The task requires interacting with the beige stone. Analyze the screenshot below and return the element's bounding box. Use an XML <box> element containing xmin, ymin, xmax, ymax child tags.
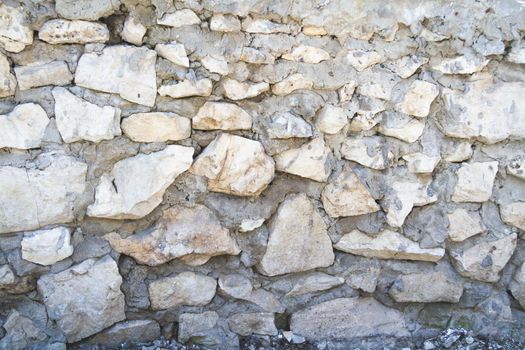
<box><xmin>267</xmin><ymin>112</ymin><xmax>313</xmax><ymax>139</ymax></box>
<box><xmin>228</xmin><ymin>313</ymin><xmax>277</xmax><ymax>336</ymax></box>
<box><xmin>222</xmin><ymin>78</ymin><xmax>269</xmax><ymax>100</ymax></box>
<box><xmin>272</xmin><ymin>74</ymin><xmax>313</xmax><ymax>96</ymax></box>
<box><xmin>158</xmin><ymin>79</ymin><xmax>212</xmax><ymax>98</ymax></box>
<box><xmin>21</xmin><ymin>227</ymin><xmax>73</xmax><ymax>266</ymax></box>
<box><xmin>240</xmin><ymin>47</ymin><xmax>275</xmax><ymax>65</ymax></box>
<box><xmin>341</xmin><ymin>136</ymin><xmax>389</xmax><ymax>170</ymax></box>
<box><xmin>282</xmin><ymin>45</ymin><xmax>330</xmax><ymax>64</ymax></box>
<box><xmin>122</xmin><ymin>112</ymin><xmax>190</xmax><ymax>142</ymax></box>
<box><xmin>210</xmin><ymin>14</ymin><xmax>241</xmax><ymax>32</ymax></box>
<box><xmin>316</xmin><ymin>105</ymin><xmax>348</xmax><ymax>134</ymax></box>
<box><xmin>345</xmin><ymin>50</ymin><xmax>381</xmax><ymax>71</ymax></box>
<box><xmin>201</xmin><ymin>55</ymin><xmax>229</xmax><ymax>75</ymax></box>
<box><xmin>377</xmin><ymin>111</ymin><xmax>426</xmax><ymax>143</ymax></box>
<box><xmin>387</xmin><ymin>55</ymin><xmax>429</xmax><ymax>79</ymax></box>
<box><xmin>448</xmin><ymin>208</ymin><xmax>485</xmax><ymax>242</ymax></box>
<box><xmin>286</xmin><ymin>273</ymin><xmax>344</xmax><ymax>297</ymax></box>
<box><xmin>396</xmin><ymin>80</ymin><xmax>439</xmax><ymax>117</ymax></box>
<box><xmin>389</xmin><ymin>272</ymin><xmax>463</xmax><ymax>303</ymax></box>
<box><xmin>15</xmin><ymin>61</ymin><xmax>73</xmax><ymax>90</ymax></box>
<box><xmin>155</xmin><ymin>43</ymin><xmax>189</xmax><ymax>67</ymax></box>
<box><xmin>0</xmin><ymin>52</ymin><xmax>16</xmax><ymax>97</ymax></box>
<box><xmin>0</xmin><ymin>103</ymin><xmax>49</xmax><ymax>149</ymax></box>
<box><xmin>121</xmin><ymin>15</ymin><xmax>146</xmax><ymax>45</ymax></box>
<box><xmin>193</xmin><ymin>102</ymin><xmax>252</xmax><ymax>131</ymax></box>
<box><xmin>157</xmin><ymin>9</ymin><xmax>201</xmax><ymax>27</ymax></box>
<box><xmin>55</xmin><ymin>0</ymin><xmax>120</xmax><ymax>20</ymax></box>
<box><xmin>500</xmin><ymin>202</ymin><xmax>525</xmax><ymax>231</ymax></box>
<box><xmin>402</xmin><ymin>153</ymin><xmax>441</xmax><ymax>173</ymax></box>
<box><xmin>0</xmin><ymin>4</ymin><xmax>33</xmax><ymax>52</ymax></box>
<box><xmin>432</xmin><ymin>55</ymin><xmax>489</xmax><ymax>74</ymax></box>
<box><xmin>452</xmin><ymin>161</ymin><xmax>498</xmax><ymax>203</ymax></box>
<box><xmin>38</xmin><ymin>19</ymin><xmax>109</xmax><ymax>44</ymax></box>
<box><xmin>242</xmin><ymin>17</ymin><xmax>290</xmax><ymax>34</ymax></box>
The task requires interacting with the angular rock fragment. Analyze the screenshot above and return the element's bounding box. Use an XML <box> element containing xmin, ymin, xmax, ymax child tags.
<box><xmin>210</xmin><ymin>14</ymin><xmax>241</xmax><ymax>32</ymax></box>
<box><xmin>389</xmin><ymin>272</ymin><xmax>464</xmax><ymax>303</ymax></box>
<box><xmin>377</xmin><ymin>111</ymin><xmax>425</xmax><ymax>143</ymax></box>
<box><xmin>55</xmin><ymin>0</ymin><xmax>120</xmax><ymax>20</ymax></box>
<box><xmin>443</xmin><ymin>141</ymin><xmax>473</xmax><ymax>163</ymax></box>
<box><xmin>104</xmin><ymin>204</ymin><xmax>239</xmax><ymax>266</ymax></box>
<box><xmin>266</xmin><ymin>112</ymin><xmax>313</xmax><ymax>139</ymax></box>
<box><xmin>178</xmin><ymin>311</ymin><xmax>219</xmax><ymax>343</ymax></box>
<box><xmin>345</xmin><ymin>50</ymin><xmax>381</xmax><ymax>71</ymax></box>
<box><xmin>21</xmin><ymin>227</ymin><xmax>73</xmax><ymax>266</ymax></box>
<box><xmin>0</xmin><ymin>103</ymin><xmax>49</xmax><ymax>149</ymax></box>
<box><xmin>272</xmin><ymin>74</ymin><xmax>313</xmax><ymax>96</ymax></box>
<box><xmin>448</xmin><ymin>209</ymin><xmax>485</xmax><ymax>242</ymax></box>
<box><xmin>0</xmin><ymin>310</ymin><xmax>47</xmax><ymax>349</ymax></box>
<box><xmin>0</xmin><ymin>265</ymin><xmax>15</xmax><ymax>285</ymax></box>
<box><xmin>500</xmin><ymin>202</ymin><xmax>525</xmax><ymax>231</ymax></box>
<box><xmin>193</xmin><ymin>102</ymin><xmax>252</xmax><ymax>130</ymax></box>
<box><xmin>157</xmin><ymin>9</ymin><xmax>201</xmax><ymax>27</ymax></box>
<box><xmin>335</xmin><ymin>229</ymin><xmax>445</xmax><ymax>262</ymax></box>
<box><xmin>155</xmin><ymin>42</ymin><xmax>189</xmax><ymax>67</ymax></box>
<box><xmin>508</xmin><ymin>42</ymin><xmax>525</xmax><ymax>64</ymax></box>
<box><xmin>228</xmin><ymin>313</ymin><xmax>277</xmax><ymax>336</ymax></box>
<box><xmin>242</xmin><ymin>17</ymin><xmax>290</xmax><ymax>34</ymax></box>
<box><xmin>149</xmin><ymin>272</ymin><xmax>216</xmax><ymax>310</ymax></box>
<box><xmin>240</xmin><ymin>47</ymin><xmax>275</xmax><ymax>65</ymax></box>
<box><xmin>39</xmin><ymin>19</ymin><xmax>109</xmax><ymax>44</ymax></box>
<box><xmin>53</xmin><ymin>87</ymin><xmax>121</xmax><ymax>143</ymax></box>
<box><xmin>201</xmin><ymin>55</ymin><xmax>229</xmax><ymax>75</ymax></box>
<box><xmin>121</xmin><ymin>112</ymin><xmax>190</xmax><ymax>142</ymax></box>
<box><xmin>303</xmin><ymin>26</ymin><xmax>327</xmax><ymax>36</ymax></box>
<box><xmin>0</xmin><ymin>4</ymin><xmax>33</xmax><ymax>52</ymax></box>
<box><xmin>508</xmin><ymin>157</ymin><xmax>525</xmax><ymax>180</ymax></box>
<box><xmin>37</xmin><ymin>256</ymin><xmax>126</xmax><ymax>342</ymax></box>
<box><xmin>286</xmin><ymin>272</ymin><xmax>344</xmax><ymax>296</ymax></box>
<box><xmin>274</xmin><ymin>137</ymin><xmax>332</xmax><ymax>182</ymax></box>
<box><xmin>315</xmin><ymin>105</ymin><xmax>348</xmax><ymax>134</ymax></box>
<box><xmin>449</xmin><ymin>233</ymin><xmax>517</xmax><ymax>282</ymax></box>
<box><xmin>75</xmin><ymin>45</ymin><xmax>157</xmax><ymax>106</ymax></box>
<box><xmin>396</xmin><ymin>80</ymin><xmax>439</xmax><ymax>117</ymax></box>
<box><xmin>218</xmin><ymin>274</ymin><xmax>283</xmax><ymax>312</ymax></box>
<box><xmin>321</xmin><ymin>166</ymin><xmax>380</xmax><ymax>217</ymax></box>
<box><xmin>452</xmin><ymin>161</ymin><xmax>498</xmax><ymax>203</ymax></box>
<box><xmin>122</xmin><ymin>15</ymin><xmax>146</xmax><ymax>45</ymax></box>
<box><xmin>432</xmin><ymin>55</ymin><xmax>489</xmax><ymax>75</ymax></box>
<box><xmin>341</xmin><ymin>136</ymin><xmax>389</xmax><ymax>170</ymax></box>
<box><xmin>282</xmin><ymin>45</ymin><xmax>330</xmax><ymax>64</ymax></box>
<box><xmin>402</xmin><ymin>153</ymin><xmax>441</xmax><ymax>173</ymax></box>
<box><xmin>290</xmin><ymin>298</ymin><xmax>409</xmax><ymax>340</ymax></box>
<box><xmin>0</xmin><ymin>52</ymin><xmax>16</xmax><ymax>97</ymax></box>
<box><xmin>386</xmin><ymin>55</ymin><xmax>429</xmax><ymax>79</ymax></box>
<box><xmin>191</xmin><ymin>133</ymin><xmax>274</xmax><ymax>196</ymax></box>
<box><xmin>258</xmin><ymin>194</ymin><xmax>334</xmax><ymax>276</ymax></box>
<box><xmin>158</xmin><ymin>79</ymin><xmax>212</xmax><ymax>98</ymax></box>
<box><xmin>87</xmin><ymin>320</ymin><xmax>161</xmax><ymax>347</ymax></box>
<box><xmin>338</xmin><ymin>81</ymin><xmax>356</xmax><ymax>102</ymax></box>
<box><xmin>346</xmin><ymin>263</ymin><xmax>380</xmax><ymax>293</ymax></box>
<box><xmin>222</xmin><ymin>78</ymin><xmax>269</xmax><ymax>100</ymax></box>
<box><xmin>510</xmin><ymin>262</ymin><xmax>525</xmax><ymax>309</ymax></box>
<box><xmin>15</xmin><ymin>61</ymin><xmax>73</xmax><ymax>91</ymax></box>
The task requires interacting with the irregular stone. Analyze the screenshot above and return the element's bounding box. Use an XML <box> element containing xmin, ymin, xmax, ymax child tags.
<box><xmin>21</xmin><ymin>227</ymin><xmax>73</xmax><ymax>266</ymax></box>
<box><xmin>378</xmin><ymin>111</ymin><xmax>425</xmax><ymax>143</ymax></box>
<box><xmin>507</xmin><ymin>157</ymin><xmax>525</xmax><ymax>180</ymax></box>
<box><xmin>242</xmin><ymin>17</ymin><xmax>290</xmax><ymax>34</ymax></box>
<box><xmin>346</xmin><ymin>264</ymin><xmax>380</xmax><ymax>293</ymax></box>
<box><xmin>432</xmin><ymin>55</ymin><xmax>489</xmax><ymax>74</ymax></box>
<box><xmin>239</xmin><ymin>218</ymin><xmax>265</xmax><ymax>232</ymax></box>
<box><xmin>157</xmin><ymin>9</ymin><xmax>201</xmax><ymax>27</ymax></box>
<box><xmin>228</xmin><ymin>313</ymin><xmax>277</xmax><ymax>336</ymax></box>
<box><xmin>258</xmin><ymin>193</ymin><xmax>334</xmax><ymax>276</ymax></box>
<box><xmin>0</xmin><ymin>154</ymin><xmax>87</xmax><ymax>234</ymax></box>
<box><xmin>452</xmin><ymin>161</ymin><xmax>498</xmax><ymax>203</ymax></box>
<box><xmin>267</xmin><ymin>112</ymin><xmax>313</xmax><ymax>139</ymax></box>
<box><xmin>316</xmin><ymin>105</ymin><xmax>348</xmax><ymax>134</ymax></box>
<box><xmin>508</xmin><ymin>42</ymin><xmax>525</xmax><ymax>64</ymax></box>
<box><xmin>303</xmin><ymin>26</ymin><xmax>327</xmax><ymax>36</ymax></box>
<box><xmin>75</xmin><ymin>45</ymin><xmax>157</xmax><ymax>106</ymax></box>
<box><xmin>282</xmin><ymin>45</ymin><xmax>330</xmax><ymax>64</ymax></box>
<box><xmin>201</xmin><ymin>55</ymin><xmax>229</xmax><ymax>75</ymax></box>
<box><xmin>191</xmin><ymin>133</ymin><xmax>274</xmax><ymax>196</ymax></box>
<box><xmin>291</xmin><ymin>297</ymin><xmax>409</xmax><ymax>340</ymax></box>
<box><xmin>122</xmin><ymin>112</ymin><xmax>190</xmax><ymax>142</ymax></box>
<box><xmin>15</xmin><ymin>61</ymin><xmax>73</xmax><ymax>91</ymax></box>
<box><xmin>335</xmin><ymin>229</ymin><xmax>445</xmax><ymax>262</ymax></box>
<box><xmin>104</xmin><ymin>204</ymin><xmax>239</xmax><ymax>266</ymax></box>
<box><xmin>159</xmin><ymin>79</ymin><xmax>212</xmax><ymax>98</ymax></box>
<box><xmin>88</xmin><ymin>145</ymin><xmax>194</xmax><ymax>219</ymax></box>
<box><xmin>510</xmin><ymin>262</ymin><xmax>525</xmax><ymax>309</ymax></box>
<box><xmin>155</xmin><ymin>43</ymin><xmax>189</xmax><ymax>67</ymax></box>
<box><xmin>286</xmin><ymin>272</ymin><xmax>344</xmax><ymax>296</ymax></box>
<box><xmin>402</xmin><ymin>153</ymin><xmax>441</xmax><ymax>173</ymax></box>
<box><xmin>0</xmin><ymin>265</ymin><xmax>15</xmax><ymax>285</ymax></box>
<box><xmin>448</xmin><ymin>209</ymin><xmax>485</xmax><ymax>242</ymax></box>
<box><xmin>38</xmin><ymin>19</ymin><xmax>109</xmax><ymax>44</ymax></box>
<box><xmin>53</xmin><ymin>87</ymin><xmax>121</xmax><ymax>143</ymax></box>
<box><xmin>148</xmin><ymin>272</ymin><xmax>216</xmax><ymax>310</ymax></box>
<box><xmin>0</xmin><ymin>310</ymin><xmax>47</xmax><ymax>350</ymax></box>
<box><xmin>348</xmin><ymin>115</ymin><xmax>378</xmax><ymax>132</ymax></box>
<box><xmin>272</xmin><ymin>73</ymin><xmax>313</xmax><ymax>96</ymax></box>
<box><xmin>0</xmin><ymin>103</ymin><xmax>49</xmax><ymax>149</ymax></box>
<box><xmin>193</xmin><ymin>102</ymin><xmax>252</xmax><ymax>131</ymax></box>
<box><xmin>210</xmin><ymin>14</ymin><xmax>241</xmax><ymax>32</ymax></box>
<box><xmin>222</xmin><ymin>78</ymin><xmax>269</xmax><ymax>100</ymax></box>
<box><xmin>275</xmin><ymin>137</ymin><xmax>332</xmax><ymax>182</ymax></box>
<box><xmin>0</xmin><ymin>4</ymin><xmax>33</xmax><ymax>52</ymax></box>
<box><xmin>420</xmin><ymin>28</ymin><xmax>449</xmax><ymax>42</ymax></box>
<box><xmin>321</xmin><ymin>166</ymin><xmax>380</xmax><ymax>218</ymax></box>
<box><xmin>386</xmin><ymin>55</ymin><xmax>429</xmax><ymax>79</ymax></box>
<box><xmin>443</xmin><ymin>141</ymin><xmax>473</xmax><ymax>162</ymax></box>
<box><xmin>0</xmin><ymin>52</ymin><xmax>16</xmax><ymax>97</ymax></box>
<box><xmin>55</xmin><ymin>0</ymin><xmax>120</xmax><ymax>20</ymax></box>
<box><xmin>341</xmin><ymin>136</ymin><xmax>389</xmax><ymax>170</ymax></box>
<box><xmin>396</xmin><ymin>80</ymin><xmax>439</xmax><ymax>117</ymax></box>
<box><xmin>500</xmin><ymin>202</ymin><xmax>525</xmax><ymax>231</ymax></box>
<box><xmin>122</xmin><ymin>15</ymin><xmax>146</xmax><ymax>45</ymax></box>
<box><xmin>240</xmin><ymin>47</ymin><xmax>275</xmax><ymax>65</ymax></box>
<box><xmin>37</xmin><ymin>256</ymin><xmax>126</xmax><ymax>343</ymax></box>
<box><xmin>449</xmin><ymin>233</ymin><xmax>517</xmax><ymax>282</ymax></box>
<box><xmin>338</xmin><ymin>81</ymin><xmax>357</xmax><ymax>102</ymax></box>
<box><xmin>87</xmin><ymin>320</ymin><xmax>160</xmax><ymax>347</ymax></box>
<box><xmin>345</xmin><ymin>50</ymin><xmax>381</xmax><ymax>71</ymax></box>
<box><xmin>178</xmin><ymin>311</ymin><xmax>219</xmax><ymax>344</ymax></box>
<box><xmin>218</xmin><ymin>274</ymin><xmax>283</xmax><ymax>312</ymax></box>
<box><xmin>389</xmin><ymin>272</ymin><xmax>464</xmax><ymax>303</ymax></box>
<box><xmin>441</xmin><ymin>80</ymin><xmax>525</xmax><ymax>144</ymax></box>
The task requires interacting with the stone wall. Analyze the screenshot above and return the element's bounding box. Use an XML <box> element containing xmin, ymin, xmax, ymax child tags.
<box><xmin>0</xmin><ymin>0</ymin><xmax>525</xmax><ymax>349</ymax></box>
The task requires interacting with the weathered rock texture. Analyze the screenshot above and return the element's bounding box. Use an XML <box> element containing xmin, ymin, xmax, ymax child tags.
<box><xmin>1</xmin><ymin>1</ymin><xmax>525</xmax><ymax>349</ymax></box>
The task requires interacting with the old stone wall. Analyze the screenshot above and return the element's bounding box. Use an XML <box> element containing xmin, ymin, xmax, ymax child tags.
<box><xmin>0</xmin><ymin>0</ymin><xmax>525</xmax><ymax>349</ymax></box>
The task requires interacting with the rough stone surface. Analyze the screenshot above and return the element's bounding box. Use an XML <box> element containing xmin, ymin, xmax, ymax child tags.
<box><xmin>389</xmin><ymin>272</ymin><xmax>464</xmax><ymax>303</ymax></box>
<box><xmin>510</xmin><ymin>262</ymin><xmax>525</xmax><ymax>310</ymax></box>
<box><xmin>345</xmin><ymin>50</ymin><xmax>382</xmax><ymax>71</ymax></box>
<box><xmin>227</xmin><ymin>313</ymin><xmax>277</xmax><ymax>336</ymax></box>
<box><xmin>0</xmin><ymin>52</ymin><xmax>16</xmax><ymax>97</ymax></box>
<box><xmin>157</xmin><ymin>9</ymin><xmax>201</xmax><ymax>27</ymax></box>
<box><xmin>282</xmin><ymin>45</ymin><xmax>330</xmax><ymax>64</ymax></box>
<box><xmin>15</xmin><ymin>61</ymin><xmax>72</xmax><ymax>90</ymax></box>
<box><xmin>122</xmin><ymin>15</ymin><xmax>146</xmax><ymax>45</ymax></box>
<box><xmin>448</xmin><ymin>209</ymin><xmax>485</xmax><ymax>242</ymax></box>
<box><xmin>193</xmin><ymin>102</ymin><xmax>252</xmax><ymax>131</ymax></box>
<box><xmin>396</xmin><ymin>80</ymin><xmax>439</xmax><ymax>117</ymax></box>
<box><xmin>286</xmin><ymin>272</ymin><xmax>344</xmax><ymax>296</ymax></box>
<box><xmin>316</xmin><ymin>105</ymin><xmax>348</xmax><ymax>134</ymax></box>
<box><xmin>222</xmin><ymin>79</ymin><xmax>269</xmax><ymax>100</ymax></box>
<box><xmin>0</xmin><ymin>4</ymin><xmax>33</xmax><ymax>52</ymax></box>
<box><xmin>0</xmin><ymin>103</ymin><xmax>49</xmax><ymax>149</ymax></box>
<box><xmin>21</xmin><ymin>227</ymin><xmax>73</xmax><ymax>266</ymax></box>
<box><xmin>452</xmin><ymin>161</ymin><xmax>498</xmax><ymax>203</ymax></box>
<box><xmin>272</xmin><ymin>74</ymin><xmax>313</xmax><ymax>96</ymax></box>
<box><xmin>87</xmin><ymin>320</ymin><xmax>160</xmax><ymax>347</ymax></box>
<box><xmin>500</xmin><ymin>202</ymin><xmax>525</xmax><ymax>231</ymax></box>
<box><xmin>55</xmin><ymin>0</ymin><xmax>120</xmax><ymax>20</ymax></box>
<box><xmin>155</xmin><ymin>43</ymin><xmax>189</xmax><ymax>67</ymax></box>
<box><xmin>39</xmin><ymin>19</ymin><xmax>109</xmax><ymax>44</ymax></box>
<box><xmin>341</xmin><ymin>136</ymin><xmax>389</xmax><ymax>170</ymax></box>
<box><xmin>158</xmin><ymin>79</ymin><xmax>212</xmax><ymax>98</ymax></box>
<box><xmin>121</xmin><ymin>112</ymin><xmax>190</xmax><ymax>142</ymax></box>
<box><xmin>266</xmin><ymin>112</ymin><xmax>313</xmax><ymax>139</ymax></box>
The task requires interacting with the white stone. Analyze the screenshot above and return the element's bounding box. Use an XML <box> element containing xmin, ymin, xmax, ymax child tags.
<box><xmin>389</xmin><ymin>272</ymin><xmax>463</xmax><ymax>303</ymax></box>
<box><xmin>0</xmin><ymin>103</ymin><xmax>49</xmax><ymax>149</ymax></box>
<box><xmin>448</xmin><ymin>209</ymin><xmax>485</xmax><ymax>242</ymax></box>
<box><xmin>158</xmin><ymin>79</ymin><xmax>213</xmax><ymax>98</ymax></box>
<box><xmin>55</xmin><ymin>0</ymin><xmax>120</xmax><ymax>20</ymax></box>
<box><xmin>228</xmin><ymin>313</ymin><xmax>277</xmax><ymax>336</ymax></box>
<box><xmin>240</xmin><ymin>47</ymin><xmax>275</xmax><ymax>65</ymax></box>
<box><xmin>222</xmin><ymin>78</ymin><xmax>269</xmax><ymax>100</ymax></box>
<box><xmin>157</xmin><ymin>9</ymin><xmax>201</xmax><ymax>27</ymax></box>
<box><xmin>420</xmin><ymin>28</ymin><xmax>448</xmax><ymax>42</ymax></box>
<box><xmin>21</xmin><ymin>227</ymin><xmax>73</xmax><ymax>266</ymax></box>
<box><xmin>500</xmin><ymin>202</ymin><xmax>525</xmax><ymax>231</ymax></box>
<box><xmin>155</xmin><ymin>43</ymin><xmax>189</xmax><ymax>67</ymax></box>
<box><xmin>377</xmin><ymin>111</ymin><xmax>425</xmax><ymax>143</ymax></box>
<box><xmin>121</xmin><ymin>15</ymin><xmax>146</xmax><ymax>45</ymax></box>
<box><xmin>0</xmin><ymin>4</ymin><xmax>33</xmax><ymax>52</ymax></box>
<box><xmin>210</xmin><ymin>14</ymin><xmax>241</xmax><ymax>32</ymax></box>
<box><xmin>443</xmin><ymin>142</ymin><xmax>473</xmax><ymax>162</ymax></box>
<box><xmin>0</xmin><ymin>52</ymin><xmax>16</xmax><ymax>97</ymax></box>
<box><xmin>193</xmin><ymin>102</ymin><xmax>252</xmax><ymax>131</ymax></box>
<box><xmin>122</xmin><ymin>112</ymin><xmax>190</xmax><ymax>142</ymax></box>
<box><xmin>242</xmin><ymin>17</ymin><xmax>290</xmax><ymax>34</ymax></box>
<box><xmin>316</xmin><ymin>105</ymin><xmax>348</xmax><ymax>134</ymax></box>
<box><xmin>38</xmin><ymin>19</ymin><xmax>109</xmax><ymax>44</ymax></box>
<box><xmin>387</xmin><ymin>55</ymin><xmax>429</xmax><ymax>79</ymax></box>
<box><xmin>282</xmin><ymin>45</ymin><xmax>330</xmax><ymax>64</ymax></box>
<box><xmin>191</xmin><ymin>133</ymin><xmax>274</xmax><ymax>196</ymax></box>
<box><xmin>258</xmin><ymin>194</ymin><xmax>334</xmax><ymax>276</ymax></box>
<box><xmin>432</xmin><ymin>55</ymin><xmax>489</xmax><ymax>74</ymax></box>
<box><xmin>201</xmin><ymin>55</ymin><xmax>229</xmax><ymax>75</ymax></box>
<box><xmin>345</xmin><ymin>50</ymin><xmax>381</xmax><ymax>71</ymax></box>
<box><xmin>239</xmin><ymin>218</ymin><xmax>265</xmax><ymax>233</ymax></box>
<box><xmin>0</xmin><ymin>154</ymin><xmax>87</xmax><ymax>234</ymax></box>
<box><xmin>341</xmin><ymin>136</ymin><xmax>389</xmax><ymax>170</ymax></box>
<box><xmin>396</xmin><ymin>80</ymin><xmax>439</xmax><ymax>117</ymax></box>
<box><xmin>403</xmin><ymin>153</ymin><xmax>441</xmax><ymax>173</ymax></box>
<box><xmin>75</xmin><ymin>45</ymin><xmax>157</xmax><ymax>107</ymax></box>
<box><xmin>321</xmin><ymin>166</ymin><xmax>380</xmax><ymax>218</ymax></box>
<box><xmin>335</xmin><ymin>229</ymin><xmax>445</xmax><ymax>262</ymax></box>
<box><xmin>149</xmin><ymin>272</ymin><xmax>216</xmax><ymax>310</ymax></box>
<box><xmin>272</xmin><ymin>74</ymin><xmax>313</xmax><ymax>96</ymax></box>
<box><xmin>452</xmin><ymin>161</ymin><xmax>498</xmax><ymax>203</ymax></box>
<box><xmin>88</xmin><ymin>145</ymin><xmax>194</xmax><ymax>219</ymax></box>
<box><xmin>338</xmin><ymin>81</ymin><xmax>357</xmax><ymax>102</ymax></box>
<box><xmin>508</xmin><ymin>157</ymin><xmax>525</xmax><ymax>180</ymax></box>
<box><xmin>508</xmin><ymin>42</ymin><xmax>525</xmax><ymax>64</ymax></box>
<box><xmin>267</xmin><ymin>112</ymin><xmax>313</xmax><ymax>139</ymax></box>
<box><xmin>37</xmin><ymin>256</ymin><xmax>125</xmax><ymax>342</ymax></box>
<box><xmin>53</xmin><ymin>87</ymin><xmax>121</xmax><ymax>143</ymax></box>
<box><xmin>286</xmin><ymin>273</ymin><xmax>344</xmax><ymax>297</ymax></box>
<box><xmin>15</xmin><ymin>61</ymin><xmax>73</xmax><ymax>91</ymax></box>
<box><xmin>275</xmin><ymin>137</ymin><xmax>332</xmax><ymax>182</ymax></box>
